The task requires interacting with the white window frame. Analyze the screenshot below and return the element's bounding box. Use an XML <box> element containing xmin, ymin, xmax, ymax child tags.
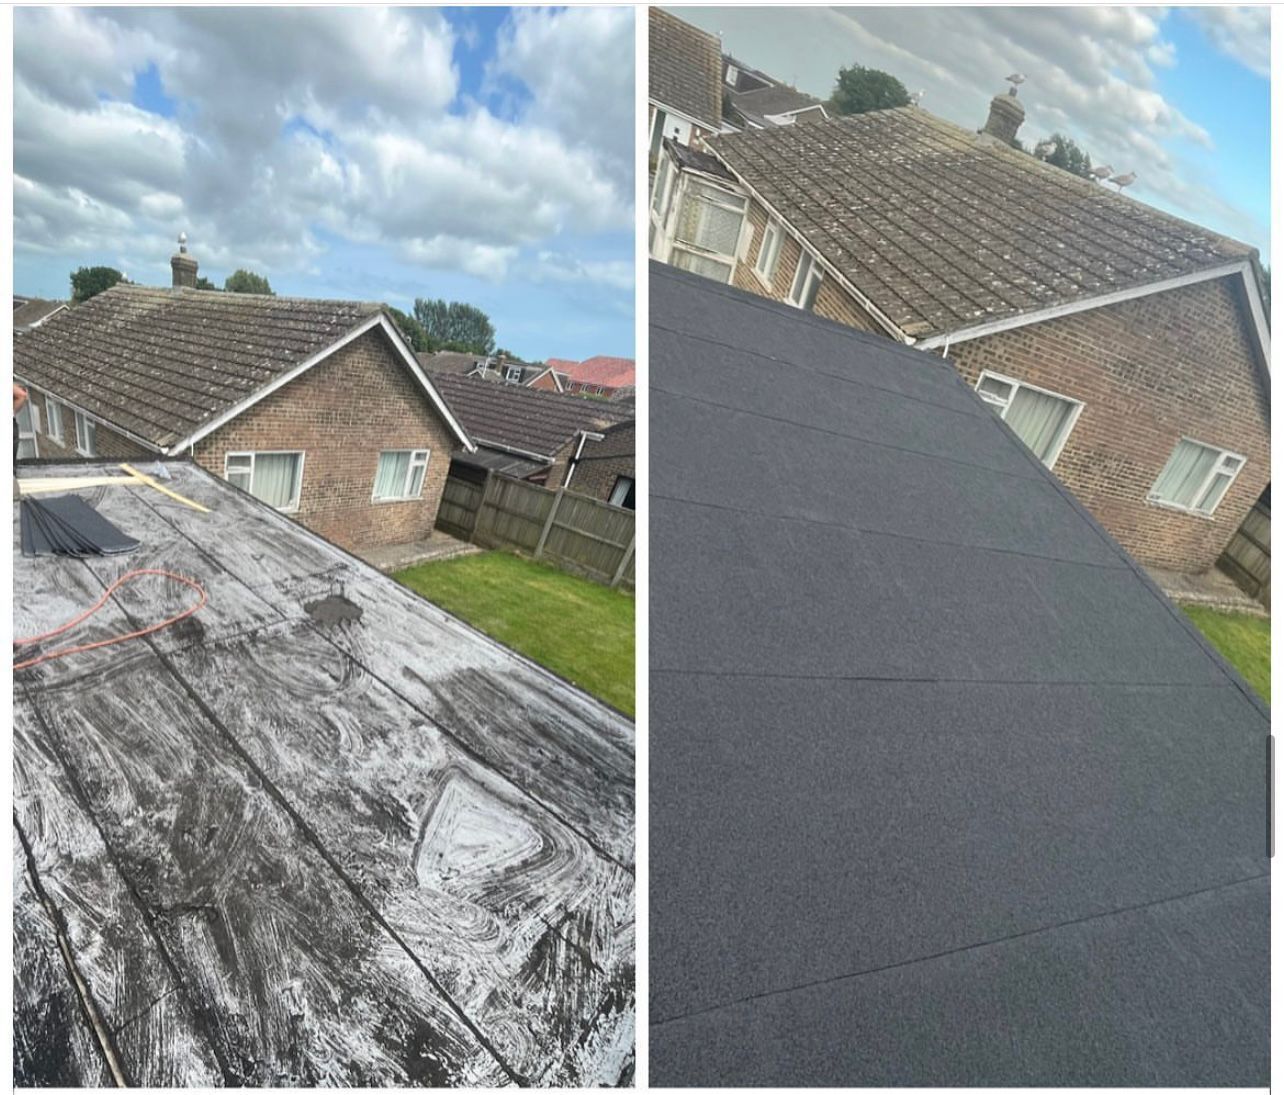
<box><xmin>16</xmin><ymin>402</ymin><xmax>39</xmax><ymax>460</ymax></box>
<box><xmin>46</xmin><ymin>398</ymin><xmax>64</xmax><ymax>445</ymax></box>
<box><xmin>754</xmin><ymin>220</ymin><xmax>783</xmax><ymax>287</ymax></box>
<box><xmin>670</xmin><ymin>177</ymin><xmax>748</xmax><ymax>285</ymax></box>
<box><xmin>503</xmin><ymin>365</ymin><xmax>523</xmax><ymax>384</ymax></box>
<box><xmin>73</xmin><ymin>410</ymin><xmax>96</xmax><ymax>457</ymax></box>
<box><xmin>974</xmin><ymin>369</ymin><xmax>1084</xmax><ymax>470</ymax></box>
<box><xmin>725</xmin><ymin>64</ymin><xmax>740</xmax><ymax>87</ymax></box>
<box><xmin>372</xmin><ymin>448</ymin><xmax>430</xmax><ymax>503</ymax></box>
<box><xmin>223</xmin><ymin>449</ymin><xmax>305</xmax><ymax>513</ymax></box>
<box><xmin>608</xmin><ymin>475</ymin><xmax>635</xmax><ymax>509</ymax></box>
<box><xmin>1147</xmin><ymin>437</ymin><xmax>1247</xmax><ymax>518</ymax></box>
<box><xmin>788</xmin><ymin>251</ymin><xmax>823</xmax><ymax>310</ymax></box>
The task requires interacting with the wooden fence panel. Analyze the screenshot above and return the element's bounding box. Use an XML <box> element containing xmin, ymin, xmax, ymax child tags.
<box><xmin>1217</xmin><ymin>496</ymin><xmax>1270</xmax><ymax>606</ymax></box>
<box><xmin>435</xmin><ymin>466</ymin><xmax>635</xmax><ymax>590</ymax></box>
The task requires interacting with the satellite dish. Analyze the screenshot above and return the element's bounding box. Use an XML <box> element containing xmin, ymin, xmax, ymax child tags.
<box><xmin>1109</xmin><ymin>171</ymin><xmax>1136</xmax><ymax>192</ymax></box>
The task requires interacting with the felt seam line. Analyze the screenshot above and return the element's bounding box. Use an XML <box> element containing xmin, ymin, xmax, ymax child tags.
<box><xmin>653</xmin><ymin>491</ymin><xmax>1130</xmax><ymax>571</ymax></box>
<box><xmin>652</xmin><ymin>667</ymin><xmax>1240</xmax><ymax>689</ymax></box>
<box><xmin>652</xmin><ymin>382</ymin><xmax>1049</xmax><ymax>486</ymax></box>
<box><xmin>651</xmin><ymin>870</ymin><xmax>1270</xmax><ymax>1028</ymax></box>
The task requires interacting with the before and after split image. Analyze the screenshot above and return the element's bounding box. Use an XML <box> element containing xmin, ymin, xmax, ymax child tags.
<box><xmin>8</xmin><ymin>3</ymin><xmax>1272</xmax><ymax>1090</ymax></box>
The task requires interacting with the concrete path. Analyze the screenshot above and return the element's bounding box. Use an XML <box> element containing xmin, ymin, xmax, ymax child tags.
<box><xmin>356</xmin><ymin>530</ymin><xmax>481</xmax><ymax>573</ymax></box>
<box><xmin>1147</xmin><ymin>565</ymin><xmax>1268</xmax><ymax>617</ymax></box>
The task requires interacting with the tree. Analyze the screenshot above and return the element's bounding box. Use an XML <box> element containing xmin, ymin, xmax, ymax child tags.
<box><xmin>1032</xmin><ymin>133</ymin><xmax>1094</xmax><ymax>180</ymax></box>
<box><xmin>829</xmin><ymin>64</ymin><xmax>910</xmax><ymax>116</ymax></box>
<box><xmin>195</xmin><ymin>276</ymin><xmax>219</xmax><ymax>291</ymax></box>
<box><xmin>224</xmin><ymin>269</ymin><xmax>274</xmax><ymax>295</ymax></box>
<box><xmin>385</xmin><ymin>305</ymin><xmax>432</xmax><ymax>352</ymax></box>
<box><xmin>413</xmin><ymin>298</ymin><xmax>496</xmax><ymax>355</ymax></box>
<box><xmin>70</xmin><ymin>266</ymin><xmax>125</xmax><ymax>303</ymax></box>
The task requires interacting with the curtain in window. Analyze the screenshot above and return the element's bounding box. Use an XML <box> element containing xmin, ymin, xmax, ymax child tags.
<box><xmin>1152</xmin><ymin>441</ymin><xmax>1218</xmax><ymax>508</ymax></box>
<box><xmin>676</xmin><ymin>183</ymin><xmax>744</xmax><ymax>256</ymax></box>
<box><xmin>673</xmin><ymin>249</ymin><xmax>733</xmax><ymax>283</ymax></box>
<box><xmin>1005</xmin><ymin>387</ymin><xmax>1075</xmax><ymax>465</ymax></box>
<box><xmin>375</xmin><ymin>451</ymin><xmax>410</xmax><ymax>499</ymax></box>
<box><xmin>252</xmin><ymin>453</ymin><xmax>300</xmax><ymax>508</ymax></box>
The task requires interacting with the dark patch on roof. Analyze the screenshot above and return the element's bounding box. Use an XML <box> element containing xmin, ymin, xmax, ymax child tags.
<box><xmin>13</xmin><ymin>284</ymin><xmax>384</xmax><ymax>449</ymax></box>
<box><xmin>708</xmin><ymin>108</ymin><xmax>1256</xmax><ymax>338</ymax></box>
<box><xmin>665</xmin><ymin>137</ymin><xmax>734</xmax><ymax>181</ymax></box>
<box><xmin>433</xmin><ymin>373</ymin><xmax>630</xmax><ymax>459</ymax></box>
<box><xmin>14</xmin><ymin>460</ymin><xmax>634</xmax><ymax>1085</ymax></box>
<box><xmin>648</xmin><ymin>263</ymin><xmax>1268</xmax><ymax>1086</ymax></box>
<box><xmin>649</xmin><ymin>7</ymin><xmax>722</xmax><ymax>130</ymax></box>
<box><xmin>454</xmin><ymin>446</ymin><xmax>550</xmax><ymax>479</ymax></box>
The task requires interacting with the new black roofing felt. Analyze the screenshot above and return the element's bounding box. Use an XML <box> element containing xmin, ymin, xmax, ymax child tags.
<box><xmin>14</xmin><ymin>461</ymin><xmax>634</xmax><ymax>1087</ymax></box>
<box><xmin>433</xmin><ymin>372</ymin><xmax>631</xmax><ymax>460</ymax></box>
<box><xmin>648</xmin><ymin>262</ymin><xmax>1269</xmax><ymax>1086</ymax></box>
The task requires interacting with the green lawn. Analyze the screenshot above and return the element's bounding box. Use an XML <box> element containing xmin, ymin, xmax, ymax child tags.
<box><xmin>395</xmin><ymin>551</ymin><xmax>635</xmax><ymax>716</ymax></box>
<box><xmin>1182</xmin><ymin>605</ymin><xmax>1271</xmax><ymax>704</ymax></box>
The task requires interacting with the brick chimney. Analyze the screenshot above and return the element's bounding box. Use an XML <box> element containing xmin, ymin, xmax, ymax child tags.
<box><xmin>171</xmin><ymin>232</ymin><xmax>198</xmax><ymax>289</ymax></box>
<box><xmin>981</xmin><ymin>88</ymin><xmax>1025</xmax><ymax>146</ymax></box>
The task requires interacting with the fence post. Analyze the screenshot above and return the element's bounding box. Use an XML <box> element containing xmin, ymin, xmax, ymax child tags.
<box><xmin>610</xmin><ymin>530</ymin><xmax>636</xmax><ymax>589</ymax></box>
<box><xmin>469</xmin><ymin>470</ymin><xmax>493</xmax><ymax>544</ymax></box>
<box><xmin>534</xmin><ymin>487</ymin><xmax>565</xmax><ymax>559</ymax></box>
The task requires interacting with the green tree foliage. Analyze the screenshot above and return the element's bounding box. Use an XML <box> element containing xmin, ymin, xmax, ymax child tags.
<box><xmin>224</xmin><ymin>269</ymin><xmax>274</xmax><ymax>295</ymax></box>
<box><xmin>829</xmin><ymin>64</ymin><xmax>910</xmax><ymax>116</ymax></box>
<box><xmin>385</xmin><ymin>305</ymin><xmax>432</xmax><ymax>352</ymax></box>
<box><xmin>1033</xmin><ymin>133</ymin><xmax>1094</xmax><ymax>179</ymax></box>
<box><xmin>195</xmin><ymin>276</ymin><xmax>219</xmax><ymax>291</ymax></box>
<box><xmin>413</xmin><ymin>298</ymin><xmax>496</xmax><ymax>355</ymax></box>
<box><xmin>70</xmin><ymin>266</ymin><xmax>125</xmax><ymax>303</ymax></box>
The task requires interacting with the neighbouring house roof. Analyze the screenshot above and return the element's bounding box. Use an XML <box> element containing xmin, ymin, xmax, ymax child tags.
<box><xmin>432</xmin><ymin>373</ymin><xmax>630</xmax><ymax>462</ymax></box>
<box><xmin>13</xmin><ymin>284</ymin><xmax>472</xmax><ymax>453</ymax></box>
<box><xmin>417</xmin><ymin>349</ymin><xmax>487</xmax><ymax>375</ymax></box>
<box><xmin>649</xmin><ymin>263</ymin><xmax>1268</xmax><ymax>1086</ymax></box>
<box><xmin>556</xmin><ymin>356</ymin><xmax>637</xmax><ymax>390</ymax></box>
<box><xmin>453</xmin><ymin>446</ymin><xmax>550</xmax><ymax>479</ymax></box>
<box><xmin>726</xmin><ymin>84</ymin><xmax>827</xmax><ymax>128</ymax></box>
<box><xmin>649</xmin><ymin>7</ymin><xmax>722</xmax><ymax>131</ymax></box>
<box><xmin>14</xmin><ymin>459</ymin><xmax>633</xmax><ymax>1086</ymax></box>
<box><xmin>707</xmin><ymin>107</ymin><xmax>1265</xmax><ymax>346</ymax></box>
<box><xmin>664</xmin><ymin>136</ymin><xmax>736</xmax><ymax>181</ymax></box>
<box><xmin>13</xmin><ymin>297</ymin><xmax>68</xmax><ymax>331</ymax></box>
<box><xmin>579</xmin><ymin>419</ymin><xmax>635</xmax><ymax>463</ymax></box>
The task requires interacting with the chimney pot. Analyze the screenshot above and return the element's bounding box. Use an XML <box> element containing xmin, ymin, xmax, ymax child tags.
<box><xmin>981</xmin><ymin>91</ymin><xmax>1025</xmax><ymax>145</ymax></box>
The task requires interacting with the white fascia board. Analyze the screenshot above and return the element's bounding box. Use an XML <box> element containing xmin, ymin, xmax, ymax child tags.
<box><xmin>649</xmin><ymin>98</ymin><xmax>719</xmax><ymax>136</ymax></box>
<box><xmin>13</xmin><ymin>377</ymin><xmax>163</xmax><ymax>453</ymax></box>
<box><xmin>472</xmin><ymin>438</ymin><xmax>554</xmax><ymax>463</ymax></box>
<box><xmin>918</xmin><ymin>261</ymin><xmax>1270</xmax><ymax>375</ymax></box>
<box><xmin>169</xmin><ymin>313</ymin><xmax>477</xmax><ymax>455</ymax></box>
<box><xmin>706</xmin><ymin>151</ymin><xmax>911</xmax><ymax>343</ymax></box>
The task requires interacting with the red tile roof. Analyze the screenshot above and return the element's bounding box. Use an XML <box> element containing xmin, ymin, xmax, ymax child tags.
<box><xmin>555</xmin><ymin>356</ymin><xmax>636</xmax><ymax>389</ymax></box>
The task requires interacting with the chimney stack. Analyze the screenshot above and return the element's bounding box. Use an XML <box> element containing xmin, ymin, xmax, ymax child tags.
<box><xmin>981</xmin><ymin>88</ymin><xmax>1025</xmax><ymax>146</ymax></box>
<box><xmin>171</xmin><ymin>231</ymin><xmax>198</xmax><ymax>289</ymax></box>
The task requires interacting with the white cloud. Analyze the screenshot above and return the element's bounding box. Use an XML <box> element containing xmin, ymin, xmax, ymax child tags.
<box><xmin>1187</xmin><ymin>7</ymin><xmax>1270</xmax><ymax>78</ymax></box>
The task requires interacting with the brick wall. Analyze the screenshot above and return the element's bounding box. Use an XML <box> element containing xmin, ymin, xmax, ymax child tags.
<box><xmin>947</xmin><ymin>276</ymin><xmax>1270</xmax><ymax>573</ymax></box>
<box><xmin>571</xmin><ymin>453</ymin><xmax>635</xmax><ymax>505</ymax></box>
<box><xmin>194</xmin><ymin>328</ymin><xmax>459</xmax><ymax>552</ymax></box>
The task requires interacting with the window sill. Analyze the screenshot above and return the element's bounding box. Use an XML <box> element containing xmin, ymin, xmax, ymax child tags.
<box><xmin>752</xmin><ymin>266</ymin><xmax>776</xmax><ymax>291</ymax></box>
<box><xmin>371</xmin><ymin>495</ymin><xmax>425</xmax><ymax>505</ymax></box>
<box><xmin>1145</xmin><ymin>497</ymin><xmax>1218</xmax><ymax>521</ymax></box>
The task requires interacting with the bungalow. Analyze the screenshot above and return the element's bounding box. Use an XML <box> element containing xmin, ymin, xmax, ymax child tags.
<box><xmin>648</xmin><ymin>7</ymin><xmax>722</xmax><ymax>165</ymax></box>
<box><xmin>649</xmin><ymin>92</ymin><xmax>1271</xmax><ymax>574</ymax></box>
<box><xmin>432</xmin><ymin>372</ymin><xmax>630</xmax><ymax>489</ymax></box>
<box><xmin>13</xmin><ymin>239</ymin><xmax>473</xmax><ymax>552</ymax></box>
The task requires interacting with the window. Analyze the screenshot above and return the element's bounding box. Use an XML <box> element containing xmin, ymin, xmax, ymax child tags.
<box><xmin>788</xmin><ymin>252</ymin><xmax>823</xmax><ymax>310</ymax></box>
<box><xmin>725</xmin><ymin>64</ymin><xmax>739</xmax><ymax>86</ymax></box>
<box><xmin>16</xmin><ymin>402</ymin><xmax>38</xmax><ymax>460</ymax></box>
<box><xmin>1149</xmin><ymin>439</ymin><xmax>1245</xmax><ymax>517</ymax></box>
<box><xmin>649</xmin><ymin>108</ymin><xmax>668</xmax><ymax>160</ymax></box>
<box><xmin>671</xmin><ymin>180</ymin><xmax>748</xmax><ymax>284</ymax></box>
<box><xmin>504</xmin><ymin>365</ymin><xmax>523</xmax><ymax>384</ymax></box>
<box><xmin>74</xmin><ymin>411</ymin><xmax>96</xmax><ymax>456</ymax></box>
<box><xmin>608</xmin><ymin>475</ymin><xmax>636</xmax><ymax>510</ymax></box>
<box><xmin>46</xmin><ymin>399</ymin><xmax>64</xmax><ymax>445</ymax></box>
<box><xmin>974</xmin><ymin>371</ymin><xmax>1082</xmax><ymax>469</ymax></box>
<box><xmin>224</xmin><ymin>451</ymin><xmax>304</xmax><ymax>511</ymax></box>
<box><xmin>373</xmin><ymin>449</ymin><xmax>429</xmax><ymax>502</ymax></box>
<box><xmin>755</xmin><ymin>220</ymin><xmax>783</xmax><ymax>285</ymax></box>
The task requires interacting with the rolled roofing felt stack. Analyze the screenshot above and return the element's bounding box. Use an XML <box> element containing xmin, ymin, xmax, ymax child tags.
<box><xmin>20</xmin><ymin>495</ymin><xmax>140</xmax><ymax>557</ymax></box>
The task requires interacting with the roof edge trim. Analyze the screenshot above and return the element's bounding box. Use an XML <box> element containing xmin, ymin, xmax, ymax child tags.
<box><xmin>918</xmin><ymin>260</ymin><xmax>1270</xmax><ymax>374</ymax></box>
<box><xmin>374</xmin><ymin>313</ymin><xmax>476</xmax><ymax>452</ymax></box>
<box><xmin>650</xmin><ymin>99</ymin><xmax>720</xmax><ymax>137</ymax></box>
<box><xmin>13</xmin><ymin>378</ymin><xmax>165</xmax><ymax>454</ymax></box>
<box><xmin>703</xmin><ymin>146</ymin><xmax>912</xmax><ymax>344</ymax></box>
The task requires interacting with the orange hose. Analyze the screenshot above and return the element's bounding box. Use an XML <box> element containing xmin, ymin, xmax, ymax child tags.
<box><xmin>14</xmin><ymin>568</ymin><xmax>207</xmax><ymax>672</ymax></box>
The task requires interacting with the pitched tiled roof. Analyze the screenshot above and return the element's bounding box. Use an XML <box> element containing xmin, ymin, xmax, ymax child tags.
<box><xmin>708</xmin><ymin>107</ymin><xmax>1257</xmax><ymax>340</ymax></box>
<box><xmin>558</xmin><ymin>356</ymin><xmax>637</xmax><ymax>389</ymax></box>
<box><xmin>581</xmin><ymin>419</ymin><xmax>635</xmax><ymax>461</ymax></box>
<box><xmin>13</xmin><ymin>298</ymin><xmax>68</xmax><ymax>331</ymax></box>
<box><xmin>14</xmin><ymin>284</ymin><xmax>384</xmax><ymax>449</ymax></box>
<box><xmin>649</xmin><ymin>7</ymin><xmax>722</xmax><ymax>130</ymax></box>
<box><xmin>432</xmin><ymin>373</ymin><xmax>630</xmax><ymax>459</ymax></box>
<box><xmin>728</xmin><ymin>84</ymin><xmax>826</xmax><ymax>127</ymax></box>
<box><xmin>418</xmin><ymin>350</ymin><xmax>486</xmax><ymax>375</ymax></box>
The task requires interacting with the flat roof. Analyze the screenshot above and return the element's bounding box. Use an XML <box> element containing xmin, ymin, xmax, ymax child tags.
<box><xmin>14</xmin><ymin>460</ymin><xmax>634</xmax><ymax>1086</ymax></box>
<box><xmin>648</xmin><ymin>262</ymin><xmax>1268</xmax><ymax>1085</ymax></box>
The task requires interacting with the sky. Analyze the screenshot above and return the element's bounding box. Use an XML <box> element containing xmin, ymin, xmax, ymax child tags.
<box><xmin>675</xmin><ymin>5</ymin><xmax>1270</xmax><ymax>260</ymax></box>
<box><xmin>13</xmin><ymin>6</ymin><xmax>636</xmax><ymax>361</ymax></box>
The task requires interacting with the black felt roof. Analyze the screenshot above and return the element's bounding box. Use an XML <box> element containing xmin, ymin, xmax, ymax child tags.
<box><xmin>14</xmin><ymin>460</ymin><xmax>634</xmax><ymax>1085</ymax></box>
<box><xmin>648</xmin><ymin>262</ymin><xmax>1269</xmax><ymax>1086</ymax></box>
<box><xmin>433</xmin><ymin>372</ymin><xmax>630</xmax><ymax>459</ymax></box>
<box><xmin>13</xmin><ymin>284</ymin><xmax>384</xmax><ymax>449</ymax></box>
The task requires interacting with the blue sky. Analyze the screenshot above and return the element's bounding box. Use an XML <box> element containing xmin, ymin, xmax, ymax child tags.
<box><xmin>677</xmin><ymin>5</ymin><xmax>1269</xmax><ymax>259</ymax></box>
<box><xmin>14</xmin><ymin>7</ymin><xmax>635</xmax><ymax>361</ymax></box>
